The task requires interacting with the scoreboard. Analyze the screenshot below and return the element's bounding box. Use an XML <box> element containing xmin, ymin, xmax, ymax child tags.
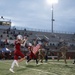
<box><xmin>0</xmin><ymin>21</ymin><xmax>11</xmax><ymax>26</ymax></box>
<box><xmin>0</xmin><ymin>16</ymin><xmax>11</xmax><ymax>29</ymax></box>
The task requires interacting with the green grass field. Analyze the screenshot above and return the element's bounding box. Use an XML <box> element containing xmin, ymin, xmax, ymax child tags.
<box><xmin>0</xmin><ymin>59</ymin><xmax>75</xmax><ymax>75</ymax></box>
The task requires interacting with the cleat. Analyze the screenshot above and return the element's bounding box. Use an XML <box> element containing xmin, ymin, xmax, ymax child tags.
<box><xmin>9</xmin><ymin>68</ymin><xmax>15</xmax><ymax>73</ymax></box>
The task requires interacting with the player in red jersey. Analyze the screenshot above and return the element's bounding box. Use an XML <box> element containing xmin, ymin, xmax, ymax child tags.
<box><xmin>26</xmin><ymin>43</ymin><xmax>41</xmax><ymax>65</ymax></box>
<box><xmin>9</xmin><ymin>35</ymin><xmax>27</xmax><ymax>73</ymax></box>
<box><xmin>26</xmin><ymin>43</ymin><xmax>37</xmax><ymax>64</ymax></box>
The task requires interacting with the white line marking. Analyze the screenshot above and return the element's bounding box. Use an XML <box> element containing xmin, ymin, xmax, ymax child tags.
<box><xmin>48</xmin><ymin>62</ymin><xmax>74</xmax><ymax>66</ymax></box>
<box><xmin>0</xmin><ymin>60</ymin><xmax>58</xmax><ymax>75</ymax></box>
<box><xmin>20</xmin><ymin>65</ymin><xmax>58</xmax><ymax>75</ymax></box>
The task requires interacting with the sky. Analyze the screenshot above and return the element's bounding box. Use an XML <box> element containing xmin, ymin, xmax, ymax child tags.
<box><xmin>0</xmin><ymin>0</ymin><xmax>75</xmax><ymax>33</ymax></box>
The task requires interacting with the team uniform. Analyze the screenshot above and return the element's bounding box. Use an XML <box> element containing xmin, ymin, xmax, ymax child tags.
<box><xmin>14</xmin><ymin>40</ymin><xmax>24</xmax><ymax>60</ymax></box>
<box><xmin>26</xmin><ymin>44</ymin><xmax>41</xmax><ymax>64</ymax></box>
<box><xmin>29</xmin><ymin>46</ymin><xmax>37</xmax><ymax>59</ymax></box>
<box><xmin>38</xmin><ymin>48</ymin><xmax>45</xmax><ymax>63</ymax></box>
<box><xmin>26</xmin><ymin>46</ymin><xmax>38</xmax><ymax>64</ymax></box>
<box><xmin>9</xmin><ymin>35</ymin><xmax>26</xmax><ymax>73</ymax></box>
<box><xmin>60</xmin><ymin>46</ymin><xmax>68</xmax><ymax>64</ymax></box>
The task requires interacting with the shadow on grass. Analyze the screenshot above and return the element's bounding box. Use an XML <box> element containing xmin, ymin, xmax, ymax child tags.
<box><xmin>64</xmin><ymin>65</ymin><xmax>73</xmax><ymax>68</ymax></box>
<box><xmin>17</xmin><ymin>68</ymin><xmax>27</xmax><ymax>72</ymax></box>
<box><xmin>0</xmin><ymin>68</ymin><xmax>8</xmax><ymax>71</ymax></box>
<box><xmin>6</xmin><ymin>72</ymin><xmax>14</xmax><ymax>75</ymax></box>
<box><xmin>26</xmin><ymin>64</ymin><xmax>41</xmax><ymax>68</ymax></box>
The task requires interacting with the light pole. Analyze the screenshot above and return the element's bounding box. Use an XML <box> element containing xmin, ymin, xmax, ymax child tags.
<box><xmin>46</xmin><ymin>0</ymin><xmax>58</xmax><ymax>33</ymax></box>
<box><xmin>51</xmin><ymin>4</ymin><xmax>54</xmax><ymax>33</ymax></box>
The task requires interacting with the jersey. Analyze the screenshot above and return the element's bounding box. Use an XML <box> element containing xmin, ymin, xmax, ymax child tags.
<box><xmin>15</xmin><ymin>40</ymin><xmax>21</xmax><ymax>51</ymax></box>
<box><xmin>32</xmin><ymin>44</ymin><xmax>41</xmax><ymax>55</ymax></box>
<box><xmin>14</xmin><ymin>40</ymin><xmax>24</xmax><ymax>60</ymax></box>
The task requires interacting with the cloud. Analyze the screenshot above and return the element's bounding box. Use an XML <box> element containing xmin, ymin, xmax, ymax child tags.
<box><xmin>17</xmin><ymin>0</ymin><xmax>38</xmax><ymax>10</ymax></box>
<box><xmin>0</xmin><ymin>0</ymin><xmax>74</xmax><ymax>33</ymax></box>
<box><xmin>0</xmin><ymin>0</ymin><xmax>7</xmax><ymax>6</ymax></box>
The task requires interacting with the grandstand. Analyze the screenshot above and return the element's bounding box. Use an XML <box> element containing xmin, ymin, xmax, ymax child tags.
<box><xmin>0</xmin><ymin>17</ymin><xmax>75</xmax><ymax>59</ymax></box>
<box><xmin>0</xmin><ymin>26</ymin><xmax>75</xmax><ymax>59</ymax></box>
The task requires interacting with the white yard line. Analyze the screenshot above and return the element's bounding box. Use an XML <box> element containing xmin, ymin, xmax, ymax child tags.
<box><xmin>0</xmin><ymin>60</ymin><xmax>58</xmax><ymax>75</ymax></box>
<box><xmin>48</xmin><ymin>62</ymin><xmax>74</xmax><ymax>66</ymax></box>
<box><xmin>20</xmin><ymin>65</ymin><xmax>58</xmax><ymax>75</ymax></box>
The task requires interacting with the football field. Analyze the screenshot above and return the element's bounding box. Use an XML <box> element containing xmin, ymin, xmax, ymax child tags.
<box><xmin>0</xmin><ymin>59</ymin><xmax>75</xmax><ymax>75</ymax></box>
